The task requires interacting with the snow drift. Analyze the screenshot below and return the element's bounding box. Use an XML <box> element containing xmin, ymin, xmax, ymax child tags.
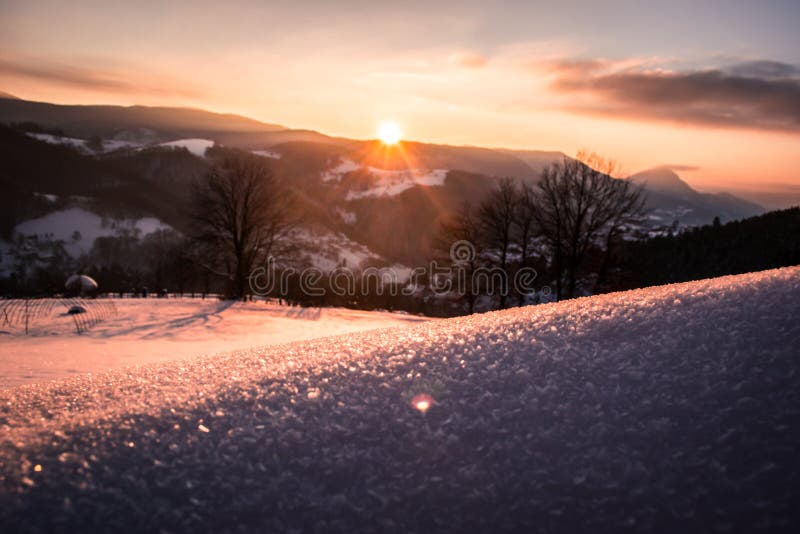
<box><xmin>1</xmin><ymin>267</ymin><xmax>799</xmax><ymax>532</ymax></box>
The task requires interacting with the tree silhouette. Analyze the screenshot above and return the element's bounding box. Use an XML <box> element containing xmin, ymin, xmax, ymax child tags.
<box><xmin>191</xmin><ymin>153</ymin><xmax>293</xmax><ymax>299</ymax></box>
<box><xmin>532</xmin><ymin>151</ymin><xmax>645</xmax><ymax>300</ymax></box>
<box><xmin>478</xmin><ymin>178</ymin><xmax>518</xmax><ymax>308</ymax></box>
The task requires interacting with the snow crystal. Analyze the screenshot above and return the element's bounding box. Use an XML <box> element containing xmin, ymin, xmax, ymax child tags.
<box><xmin>1</xmin><ymin>267</ymin><xmax>799</xmax><ymax>532</ymax></box>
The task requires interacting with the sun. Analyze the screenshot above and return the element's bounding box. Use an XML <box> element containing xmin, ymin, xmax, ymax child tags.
<box><xmin>377</xmin><ymin>121</ymin><xmax>402</xmax><ymax>145</ymax></box>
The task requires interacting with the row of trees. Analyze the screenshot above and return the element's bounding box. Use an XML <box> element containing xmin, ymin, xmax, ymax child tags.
<box><xmin>435</xmin><ymin>151</ymin><xmax>646</xmax><ymax>312</ymax></box>
<box><xmin>0</xmin><ymin>228</ymin><xmax>207</xmax><ymax>297</ymax></box>
<box><xmin>3</xmin><ymin>148</ymin><xmax>646</xmax><ymax>312</ymax></box>
<box><xmin>1</xmin><ymin>149</ymin><xmax>294</xmax><ymax>300</ymax></box>
<box><xmin>618</xmin><ymin>206</ymin><xmax>800</xmax><ymax>288</ymax></box>
<box><xmin>190</xmin><ymin>149</ymin><xmax>647</xmax><ymax>308</ymax></box>
<box><xmin>187</xmin><ymin>152</ymin><xmax>454</xmax><ymax>310</ymax></box>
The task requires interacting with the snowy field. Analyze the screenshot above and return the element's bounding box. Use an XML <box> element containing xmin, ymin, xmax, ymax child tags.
<box><xmin>0</xmin><ymin>299</ymin><xmax>429</xmax><ymax>389</ymax></box>
<box><xmin>10</xmin><ymin>207</ymin><xmax>170</xmax><ymax>257</ymax></box>
<box><xmin>1</xmin><ymin>267</ymin><xmax>799</xmax><ymax>532</ymax></box>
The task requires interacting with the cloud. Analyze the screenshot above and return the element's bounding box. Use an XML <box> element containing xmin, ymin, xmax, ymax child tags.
<box><xmin>548</xmin><ymin>59</ymin><xmax>800</xmax><ymax>133</ymax></box>
<box><xmin>0</xmin><ymin>56</ymin><xmax>201</xmax><ymax>99</ymax></box>
<box><xmin>725</xmin><ymin>60</ymin><xmax>800</xmax><ymax>80</ymax></box>
<box><xmin>545</xmin><ymin>59</ymin><xmax>608</xmax><ymax>77</ymax></box>
<box><xmin>657</xmin><ymin>164</ymin><xmax>700</xmax><ymax>172</ymax></box>
<box><xmin>448</xmin><ymin>51</ymin><xmax>489</xmax><ymax>69</ymax></box>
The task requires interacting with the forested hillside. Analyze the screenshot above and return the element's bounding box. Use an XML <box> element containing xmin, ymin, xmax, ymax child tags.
<box><xmin>618</xmin><ymin>208</ymin><xmax>800</xmax><ymax>288</ymax></box>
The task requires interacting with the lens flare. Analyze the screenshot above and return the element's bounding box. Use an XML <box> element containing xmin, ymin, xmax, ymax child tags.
<box><xmin>411</xmin><ymin>393</ymin><xmax>434</xmax><ymax>413</ymax></box>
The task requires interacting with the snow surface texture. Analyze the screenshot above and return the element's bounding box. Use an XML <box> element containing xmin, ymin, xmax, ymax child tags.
<box><xmin>1</xmin><ymin>267</ymin><xmax>799</xmax><ymax>532</ymax></box>
<box><xmin>0</xmin><ymin>299</ymin><xmax>428</xmax><ymax>389</ymax></box>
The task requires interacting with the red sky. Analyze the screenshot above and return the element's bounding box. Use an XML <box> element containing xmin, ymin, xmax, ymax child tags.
<box><xmin>1</xmin><ymin>0</ymin><xmax>799</xmax><ymax>193</ymax></box>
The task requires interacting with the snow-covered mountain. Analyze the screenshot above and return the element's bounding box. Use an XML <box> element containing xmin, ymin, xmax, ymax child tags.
<box><xmin>630</xmin><ymin>166</ymin><xmax>764</xmax><ymax>226</ymax></box>
<box><xmin>0</xmin><ymin>94</ymin><xmax>767</xmax><ymax>267</ymax></box>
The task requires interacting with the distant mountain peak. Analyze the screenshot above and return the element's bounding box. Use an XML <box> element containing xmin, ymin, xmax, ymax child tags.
<box><xmin>629</xmin><ymin>166</ymin><xmax>697</xmax><ymax>198</ymax></box>
<box><xmin>0</xmin><ymin>90</ymin><xmax>20</xmax><ymax>100</ymax></box>
<box><xmin>628</xmin><ymin>166</ymin><xmax>763</xmax><ymax>225</ymax></box>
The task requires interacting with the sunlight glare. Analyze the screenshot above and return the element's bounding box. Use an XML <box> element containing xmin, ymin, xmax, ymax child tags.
<box><xmin>377</xmin><ymin>121</ymin><xmax>403</xmax><ymax>145</ymax></box>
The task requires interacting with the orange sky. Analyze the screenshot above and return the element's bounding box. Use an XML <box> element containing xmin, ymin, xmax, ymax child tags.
<box><xmin>1</xmin><ymin>1</ymin><xmax>799</xmax><ymax>193</ymax></box>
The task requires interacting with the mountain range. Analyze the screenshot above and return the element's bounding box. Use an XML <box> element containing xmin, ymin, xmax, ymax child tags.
<box><xmin>0</xmin><ymin>93</ymin><xmax>767</xmax><ymax>268</ymax></box>
<box><xmin>629</xmin><ymin>167</ymin><xmax>763</xmax><ymax>226</ymax></box>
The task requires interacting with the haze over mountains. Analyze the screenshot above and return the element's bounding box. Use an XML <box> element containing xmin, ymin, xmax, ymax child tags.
<box><xmin>0</xmin><ymin>93</ymin><xmax>774</xmax><ymax>269</ymax></box>
<box><xmin>630</xmin><ymin>167</ymin><xmax>763</xmax><ymax>226</ymax></box>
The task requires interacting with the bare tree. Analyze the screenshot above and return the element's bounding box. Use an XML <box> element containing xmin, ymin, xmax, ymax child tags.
<box><xmin>589</xmin><ymin>155</ymin><xmax>648</xmax><ymax>293</ymax></box>
<box><xmin>479</xmin><ymin>178</ymin><xmax>518</xmax><ymax>309</ymax></box>
<box><xmin>191</xmin><ymin>153</ymin><xmax>293</xmax><ymax>299</ymax></box>
<box><xmin>532</xmin><ymin>151</ymin><xmax>645</xmax><ymax>300</ymax></box>
<box><xmin>434</xmin><ymin>201</ymin><xmax>483</xmax><ymax>314</ymax></box>
<box><xmin>512</xmin><ymin>182</ymin><xmax>539</xmax><ymax>305</ymax></box>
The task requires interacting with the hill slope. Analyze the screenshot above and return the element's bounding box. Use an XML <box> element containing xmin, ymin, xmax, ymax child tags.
<box><xmin>0</xmin><ymin>298</ymin><xmax>430</xmax><ymax>388</ymax></box>
<box><xmin>0</xmin><ymin>96</ymin><xmax>286</xmax><ymax>141</ymax></box>
<box><xmin>620</xmin><ymin>206</ymin><xmax>800</xmax><ymax>288</ymax></box>
<box><xmin>0</xmin><ymin>96</ymin><xmax>768</xmax><ymax>265</ymax></box>
<box><xmin>2</xmin><ymin>267</ymin><xmax>799</xmax><ymax>532</ymax></box>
